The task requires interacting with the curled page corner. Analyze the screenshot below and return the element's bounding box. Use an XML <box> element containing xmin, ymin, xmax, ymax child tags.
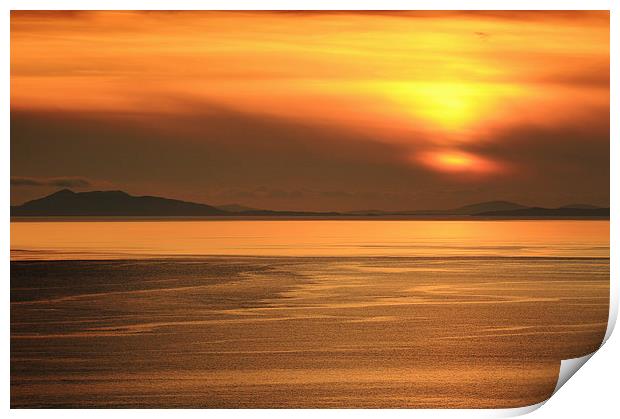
<box><xmin>603</xmin><ymin>282</ymin><xmax>618</xmax><ymax>344</ymax></box>
<box><xmin>542</xmin><ymin>292</ymin><xmax>616</xmax><ymax>405</ymax></box>
<box><xmin>545</xmin><ymin>292</ymin><xmax>616</xmax><ymax>402</ymax></box>
<box><xmin>488</xmin><ymin>353</ymin><xmax>597</xmax><ymax>418</ymax></box>
<box><xmin>495</xmin><ymin>291</ymin><xmax>616</xmax><ymax>417</ymax></box>
<box><xmin>491</xmin><ymin>400</ymin><xmax>547</xmax><ymax>417</ymax></box>
<box><xmin>552</xmin><ymin>352</ymin><xmax>596</xmax><ymax>395</ymax></box>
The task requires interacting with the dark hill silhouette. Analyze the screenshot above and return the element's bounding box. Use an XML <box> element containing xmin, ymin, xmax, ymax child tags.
<box><xmin>10</xmin><ymin>189</ymin><xmax>340</xmax><ymax>217</ymax></box>
<box><xmin>476</xmin><ymin>207</ymin><xmax>609</xmax><ymax>217</ymax></box>
<box><xmin>215</xmin><ymin>203</ymin><xmax>260</xmax><ymax>213</ymax></box>
<box><xmin>10</xmin><ymin>189</ymin><xmax>609</xmax><ymax>218</ymax></box>
<box><xmin>559</xmin><ymin>204</ymin><xmax>602</xmax><ymax>210</ymax></box>
<box><xmin>345</xmin><ymin>209</ymin><xmax>389</xmax><ymax>216</ymax></box>
<box><xmin>388</xmin><ymin>200</ymin><xmax>528</xmax><ymax>216</ymax></box>
<box><xmin>451</xmin><ymin>200</ymin><xmax>528</xmax><ymax>215</ymax></box>
<box><xmin>236</xmin><ymin>209</ymin><xmax>341</xmax><ymax>216</ymax></box>
<box><xmin>11</xmin><ymin>189</ymin><xmax>228</xmax><ymax>216</ymax></box>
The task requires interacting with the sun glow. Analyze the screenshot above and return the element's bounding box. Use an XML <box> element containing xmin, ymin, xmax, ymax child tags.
<box><xmin>393</xmin><ymin>82</ymin><xmax>485</xmax><ymax>131</ymax></box>
<box><xmin>372</xmin><ymin>81</ymin><xmax>527</xmax><ymax>136</ymax></box>
<box><xmin>416</xmin><ymin>150</ymin><xmax>503</xmax><ymax>175</ymax></box>
<box><xmin>10</xmin><ymin>11</ymin><xmax>609</xmax><ymax>184</ymax></box>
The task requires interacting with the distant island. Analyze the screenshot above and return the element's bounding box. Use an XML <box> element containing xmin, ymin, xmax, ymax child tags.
<box><xmin>10</xmin><ymin>189</ymin><xmax>610</xmax><ymax>218</ymax></box>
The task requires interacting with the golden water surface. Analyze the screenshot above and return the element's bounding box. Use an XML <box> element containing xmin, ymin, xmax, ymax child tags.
<box><xmin>10</xmin><ymin>219</ymin><xmax>610</xmax><ymax>260</ymax></box>
<box><xmin>10</xmin><ymin>220</ymin><xmax>609</xmax><ymax>408</ymax></box>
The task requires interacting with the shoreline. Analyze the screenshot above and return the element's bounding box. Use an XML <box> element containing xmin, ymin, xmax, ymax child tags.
<box><xmin>10</xmin><ymin>215</ymin><xmax>611</xmax><ymax>222</ymax></box>
<box><xmin>10</xmin><ymin>254</ymin><xmax>612</xmax><ymax>263</ymax></box>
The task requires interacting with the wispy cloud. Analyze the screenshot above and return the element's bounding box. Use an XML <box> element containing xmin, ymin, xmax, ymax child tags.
<box><xmin>11</xmin><ymin>176</ymin><xmax>92</xmax><ymax>188</ymax></box>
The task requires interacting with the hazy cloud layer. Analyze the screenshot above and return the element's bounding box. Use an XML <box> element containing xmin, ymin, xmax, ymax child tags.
<box><xmin>10</xmin><ymin>105</ymin><xmax>609</xmax><ymax>210</ymax></box>
<box><xmin>11</xmin><ymin>176</ymin><xmax>92</xmax><ymax>188</ymax></box>
<box><xmin>10</xmin><ymin>11</ymin><xmax>609</xmax><ymax>210</ymax></box>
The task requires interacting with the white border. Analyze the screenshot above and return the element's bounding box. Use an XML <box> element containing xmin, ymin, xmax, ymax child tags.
<box><xmin>1</xmin><ymin>0</ymin><xmax>616</xmax><ymax>11</ymax></box>
<box><xmin>2</xmin><ymin>1</ymin><xmax>617</xmax><ymax>417</ymax></box>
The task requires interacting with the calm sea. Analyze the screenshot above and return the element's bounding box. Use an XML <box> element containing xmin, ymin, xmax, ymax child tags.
<box><xmin>10</xmin><ymin>219</ymin><xmax>609</xmax><ymax>260</ymax></box>
<box><xmin>10</xmin><ymin>219</ymin><xmax>610</xmax><ymax>408</ymax></box>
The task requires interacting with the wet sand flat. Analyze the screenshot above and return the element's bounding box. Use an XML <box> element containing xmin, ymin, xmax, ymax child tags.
<box><xmin>11</xmin><ymin>256</ymin><xmax>609</xmax><ymax>408</ymax></box>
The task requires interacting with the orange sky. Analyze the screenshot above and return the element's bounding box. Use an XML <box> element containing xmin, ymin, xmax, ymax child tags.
<box><xmin>10</xmin><ymin>11</ymin><xmax>610</xmax><ymax>210</ymax></box>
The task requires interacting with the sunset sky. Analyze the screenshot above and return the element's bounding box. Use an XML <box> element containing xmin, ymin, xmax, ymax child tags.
<box><xmin>10</xmin><ymin>11</ymin><xmax>609</xmax><ymax>211</ymax></box>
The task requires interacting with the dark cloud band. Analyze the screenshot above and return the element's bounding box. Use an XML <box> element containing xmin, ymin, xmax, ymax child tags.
<box><xmin>11</xmin><ymin>176</ymin><xmax>92</xmax><ymax>188</ymax></box>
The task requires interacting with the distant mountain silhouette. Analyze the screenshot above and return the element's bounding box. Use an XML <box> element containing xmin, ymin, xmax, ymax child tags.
<box><xmin>234</xmin><ymin>209</ymin><xmax>341</xmax><ymax>216</ymax></box>
<box><xmin>559</xmin><ymin>204</ymin><xmax>602</xmax><ymax>210</ymax></box>
<box><xmin>385</xmin><ymin>200</ymin><xmax>528</xmax><ymax>216</ymax></box>
<box><xmin>345</xmin><ymin>209</ymin><xmax>389</xmax><ymax>216</ymax></box>
<box><xmin>10</xmin><ymin>189</ymin><xmax>609</xmax><ymax>218</ymax></box>
<box><xmin>451</xmin><ymin>200</ymin><xmax>528</xmax><ymax>215</ymax></box>
<box><xmin>11</xmin><ymin>189</ymin><xmax>227</xmax><ymax>216</ymax></box>
<box><xmin>215</xmin><ymin>203</ymin><xmax>261</xmax><ymax>213</ymax></box>
<box><xmin>476</xmin><ymin>207</ymin><xmax>609</xmax><ymax>217</ymax></box>
<box><xmin>10</xmin><ymin>189</ymin><xmax>340</xmax><ymax>217</ymax></box>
